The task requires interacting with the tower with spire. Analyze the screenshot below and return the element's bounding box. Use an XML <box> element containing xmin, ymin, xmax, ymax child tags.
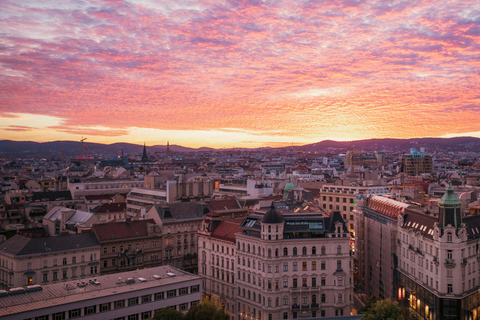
<box><xmin>166</xmin><ymin>141</ymin><xmax>170</xmax><ymax>154</ymax></box>
<box><xmin>142</xmin><ymin>143</ymin><xmax>148</xmax><ymax>162</ymax></box>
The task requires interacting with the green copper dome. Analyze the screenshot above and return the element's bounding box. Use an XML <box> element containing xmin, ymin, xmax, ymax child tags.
<box><xmin>284</xmin><ymin>178</ymin><xmax>295</xmax><ymax>199</ymax></box>
<box><xmin>439</xmin><ymin>182</ymin><xmax>461</xmax><ymax>206</ymax></box>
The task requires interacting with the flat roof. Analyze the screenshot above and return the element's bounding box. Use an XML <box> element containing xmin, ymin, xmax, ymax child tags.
<box><xmin>0</xmin><ymin>266</ymin><xmax>201</xmax><ymax>317</ymax></box>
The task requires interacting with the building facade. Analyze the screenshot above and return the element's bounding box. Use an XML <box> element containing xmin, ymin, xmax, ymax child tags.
<box><xmin>354</xmin><ymin>195</ymin><xmax>408</xmax><ymax>301</ymax></box>
<box><xmin>0</xmin><ymin>266</ymin><xmax>202</xmax><ymax>320</ymax></box>
<box><xmin>236</xmin><ymin>206</ymin><xmax>353</xmax><ymax>320</ymax></box>
<box><xmin>197</xmin><ymin>212</ymin><xmax>244</xmax><ymax>320</ymax></box>
<box><xmin>0</xmin><ymin>233</ymin><xmax>100</xmax><ymax>289</ymax></box>
<box><xmin>398</xmin><ymin>184</ymin><xmax>480</xmax><ymax>320</ymax></box>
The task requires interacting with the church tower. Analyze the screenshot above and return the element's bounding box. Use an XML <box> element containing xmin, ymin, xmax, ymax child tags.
<box><xmin>142</xmin><ymin>143</ymin><xmax>148</xmax><ymax>162</ymax></box>
<box><xmin>166</xmin><ymin>141</ymin><xmax>170</xmax><ymax>154</ymax></box>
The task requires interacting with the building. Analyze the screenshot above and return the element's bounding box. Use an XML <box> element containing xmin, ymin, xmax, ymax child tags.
<box><xmin>197</xmin><ymin>212</ymin><xmax>244</xmax><ymax>320</ymax></box>
<box><xmin>236</xmin><ymin>205</ymin><xmax>353</xmax><ymax>319</ymax></box>
<box><xmin>400</xmin><ymin>148</ymin><xmax>434</xmax><ymax>176</ymax></box>
<box><xmin>43</xmin><ymin>206</ymin><xmax>96</xmax><ymax>235</ymax></box>
<box><xmin>91</xmin><ymin>219</ymin><xmax>162</xmax><ymax>275</ymax></box>
<box><xmin>147</xmin><ymin>202</ymin><xmax>210</xmax><ymax>273</ymax></box>
<box><xmin>354</xmin><ymin>195</ymin><xmax>408</xmax><ymax>301</ymax></box>
<box><xmin>397</xmin><ymin>183</ymin><xmax>480</xmax><ymax>319</ymax></box>
<box><xmin>68</xmin><ymin>178</ymin><xmax>143</xmax><ymax>199</ymax></box>
<box><xmin>0</xmin><ymin>265</ymin><xmax>202</xmax><ymax>320</ymax></box>
<box><xmin>0</xmin><ymin>232</ymin><xmax>100</xmax><ymax>289</ymax></box>
<box><xmin>319</xmin><ymin>184</ymin><xmax>392</xmax><ymax>235</ymax></box>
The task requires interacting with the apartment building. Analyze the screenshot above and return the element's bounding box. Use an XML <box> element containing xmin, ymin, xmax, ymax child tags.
<box><xmin>0</xmin><ymin>232</ymin><xmax>100</xmax><ymax>289</ymax></box>
<box><xmin>0</xmin><ymin>265</ymin><xmax>202</xmax><ymax>320</ymax></box>
<box><xmin>197</xmin><ymin>212</ymin><xmax>244</xmax><ymax>320</ymax></box>
<box><xmin>91</xmin><ymin>219</ymin><xmax>163</xmax><ymax>275</ymax></box>
<box><xmin>354</xmin><ymin>195</ymin><xmax>408</xmax><ymax>301</ymax></box>
<box><xmin>397</xmin><ymin>184</ymin><xmax>480</xmax><ymax>319</ymax></box>
<box><xmin>400</xmin><ymin>148</ymin><xmax>434</xmax><ymax>176</ymax></box>
<box><xmin>235</xmin><ymin>206</ymin><xmax>353</xmax><ymax>319</ymax></box>
<box><xmin>319</xmin><ymin>184</ymin><xmax>391</xmax><ymax>234</ymax></box>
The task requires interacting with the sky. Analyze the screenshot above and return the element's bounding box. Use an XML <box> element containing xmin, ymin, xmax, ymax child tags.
<box><xmin>1</xmin><ymin>0</ymin><xmax>480</xmax><ymax>149</ymax></box>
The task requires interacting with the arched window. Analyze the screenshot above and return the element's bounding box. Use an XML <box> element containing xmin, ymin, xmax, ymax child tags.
<box><xmin>293</xmin><ymin>247</ymin><xmax>297</xmax><ymax>256</ymax></box>
<box><xmin>268</xmin><ymin>226</ymin><xmax>271</xmax><ymax>232</ymax></box>
<box><xmin>283</xmin><ymin>247</ymin><xmax>288</xmax><ymax>256</ymax></box>
<box><xmin>275</xmin><ymin>248</ymin><xmax>279</xmax><ymax>257</ymax></box>
<box><xmin>276</xmin><ymin>225</ymin><xmax>279</xmax><ymax>232</ymax></box>
<box><xmin>312</xmin><ymin>246</ymin><xmax>317</xmax><ymax>255</ymax></box>
<box><xmin>312</xmin><ymin>294</ymin><xmax>317</xmax><ymax>304</ymax></box>
<box><xmin>268</xmin><ymin>249</ymin><xmax>272</xmax><ymax>258</ymax></box>
<box><xmin>321</xmin><ymin>246</ymin><xmax>326</xmax><ymax>255</ymax></box>
<box><xmin>447</xmin><ymin>232</ymin><xmax>453</xmax><ymax>242</ymax></box>
<box><xmin>321</xmin><ymin>294</ymin><xmax>326</xmax><ymax>303</ymax></box>
<box><xmin>302</xmin><ymin>247</ymin><xmax>307</xmax><ymax>255</ymax></box>
<box><xmin>238</xmin><ymin>242</ymin><xmax>240</xmax><ymax>250</ymax></box>
<box><xmin>248</xmin><ymin>244</ymin><xmax>250</xmax><ymax>252</ymax></box>
<box><xmin>243</xmin><ymin>288</ymin><xmax>246</xmax><ymax>297</ymax></box>
<box><xmin>253</xmin><ymin>245</ymin><xmax>256</xmax><ymax>254</ymax></box>
<box><xmin>242</xmin><ymin>243</ymin><xmax>245</xmax><ymax>252</ymax></box>
<box><xmin>337</xmin><ymin>245</ymin><xmax>341</xmax><ymax>254</ymax></box>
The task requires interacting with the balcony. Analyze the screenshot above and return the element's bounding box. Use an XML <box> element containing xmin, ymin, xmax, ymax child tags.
<box><xmin>445</xmin><ymin>259</ymin><xmax>455</xmax><ymax>267</ymax></box>
<box><xmin>311</xmin><ymin>303</ymin><xmax>319</xmax><ymax>309</ymax></box>
<box><xmin>462</xmin><ymin>258</ymin><xmax>468</xmax><ymax>266</ymax></box>
<box><xmin>292</xmin><ymin>304</ymin><xmax>300</xmax><ymax>310</ymax></box>
<box><xmin>301</xmin><ymin>304</ymin><xmax>310</xmax><ymax>310</ymax></box>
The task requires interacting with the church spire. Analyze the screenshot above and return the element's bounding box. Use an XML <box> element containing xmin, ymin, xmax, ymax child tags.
<box><xmin>142</xmin><ymin>142</ymin><xmax>148</xmax><ymax>162</ymax></box>
<box><xmin>167</xmin><ymin>141</ymin><xmax>170</xmax><ymax>154</ymax></box>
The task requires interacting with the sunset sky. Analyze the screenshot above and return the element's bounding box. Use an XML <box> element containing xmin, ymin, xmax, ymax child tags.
<box><xmin>1</xmin><ymin>0</ymin><xmax>480</xmax><ymax>148</ymax></box>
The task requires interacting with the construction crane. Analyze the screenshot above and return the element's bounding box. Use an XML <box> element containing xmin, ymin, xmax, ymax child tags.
<box><xmin>80</xmin><ymin>137</ymin><xmax>87</xmax><ymax>164</ymax></box>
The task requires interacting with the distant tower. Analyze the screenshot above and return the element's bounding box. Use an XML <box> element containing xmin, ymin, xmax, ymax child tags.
<box><xmin>167</xmin><ymin>141</ymin><xmax>170</xmax><ymax>154</ymax></box>
<box><xmin>142</xmin><ymin>143</ymin><xmax>148</xmax><ymax>162</ymax></box>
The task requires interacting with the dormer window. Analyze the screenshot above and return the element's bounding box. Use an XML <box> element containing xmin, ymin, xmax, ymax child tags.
<box><xmin>447</xmin><ymin>232</ymin><xmax>452</xmax><ymax>242</ymax></box>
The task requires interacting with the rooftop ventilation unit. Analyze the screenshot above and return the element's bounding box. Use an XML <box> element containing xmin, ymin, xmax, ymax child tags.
<box><xmin>138</xmin><ymin>277</ymin><xmax>147</xmax><ymax>282</ymax></box>
<box><xmin>125</xmin><ymin>278</ymin><xmax>135</xmax><ymax>284</ymax></box>
<box><xmin>9</xmin><ymin>287</ymin><xmax>25</xmax><ymax>295</ymax></box>
<box><xmin>166</xmin><ymin>272</ymin><xmax>176</xmax><ymax>277</ymax></box>
<box><xmin>153</xmin><ymin>275</ymin><xmax>161</xmax><ymax>280</ymax></box>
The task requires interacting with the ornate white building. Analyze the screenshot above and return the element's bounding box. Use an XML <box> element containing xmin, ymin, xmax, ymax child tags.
<box><xmin>235</xmin><ymin>205</ymin><xmax>353</xmax><ymax>320</ymax></box>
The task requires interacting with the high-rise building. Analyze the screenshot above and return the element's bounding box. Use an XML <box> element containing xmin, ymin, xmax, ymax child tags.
<box><xmin>400</xmin><ymin>148</ymin><xmax>433</xmax><ymax>176</ymax></box>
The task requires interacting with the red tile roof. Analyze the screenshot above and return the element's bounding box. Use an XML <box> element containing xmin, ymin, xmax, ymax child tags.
<box><xmin>210</xmin><ymin>219</ymin><xmax>244</xmax><ymax>243</ymax></box>
<box><xmin>91</xmin><ymin>202</ymin><xmax>126</xmax><ymax>214</ymax></box>
<box><xmin>207</xmin><ymin>199</ymin><xmax>242</xmax><ymax>211</ymax></box>
<box><xmin>92</xmin><ymin>219</ymin><xmax>155</xmax><ymax>241</ymax></box>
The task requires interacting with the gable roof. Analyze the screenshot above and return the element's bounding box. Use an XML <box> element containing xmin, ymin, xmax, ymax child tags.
<box><xmin>0</xmin><ymin>233</ymin><xmax>99</xmax><ymax>257</ymax></box>
<box><xmin>150</xmin><ymin>202</ymin><xmax>208</xmax><ymax>221</ymax></box>
<box><xmin>92</xmin><ymin>219</ymin><xmax>156</xmax><ymax>241</ymax></box>
<box><xmin>91</xmin><ymin>202</ymin><xmax>126</xmax><ymax>214</ymax></box>
<box><xmin>210</xmin><ymin>219</ymin><xmax>244</xmax><ymax>243</ymax></box>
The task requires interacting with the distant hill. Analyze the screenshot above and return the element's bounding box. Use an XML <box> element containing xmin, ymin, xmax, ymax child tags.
<box><xmin>0</xmin><ymin>140</ymin><xmax>214</xmax><ymax>159</ymax></box>
<box><xmin>0</xmin><ymin>137</ymin><xmax>479</xmax><ymax>159</ymax></box>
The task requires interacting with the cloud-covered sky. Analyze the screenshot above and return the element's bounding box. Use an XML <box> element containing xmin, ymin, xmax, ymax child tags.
<box><xmin>1</xmin><ymin>0</ymin><xmax>480</xmax><ymax>148</ymax></box>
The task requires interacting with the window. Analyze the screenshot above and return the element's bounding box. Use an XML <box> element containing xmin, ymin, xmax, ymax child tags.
<box><xmin>303</xmin><ymin>261</ymin><xmax>307</xmax><ymax>271</ymax></box>
<box><xmin>312</xmin><ymin>277</ymin><xmax>317</xmax><ymax>287</ymax></box>
<box><xmin>312</xmin><ymin>246</ymin><xmax>316</xmax><ymax>255</ymax></box>
<box><xmin>321</xmin><ymin>261</ymin><xmax>325</xmax><ymax>270</ymax></box>
<box><xmin>447</xmin><ymin>250</ymin><xmax>453</xmax><ymax>260</ymax></box>
<box><xmin>155</xmin><ymin>292</ymin><xmax>164</xmax><ymax>300</ymax></box>
<box><xmin>63</xmin><ymin>258</ymin><xmax>67</xmax><ymax>265</ymax></box>
<box><xmin>69</xmin><ymin>309</ymin><xmax>81</xmax><ymax>318</ymax></box>
<box><xmin>312</xmin><ymin>261</ymin><xmax>316</xmax><ymax>270</ymax></box>
<box><xmin>293</xmin><ymin>247</ymin><xmax>297</xmax><ymax>256</ymax></box>
<box><xmin>129</xmin><ymin>297</ymin><xmax>138</xmax><ymax>306</ymax></box>
<box><xmin>142</xmin><ymin>294</ymin><xmax>151</xmax><ymax>303</ymax></box>
<box><xmin>447</xmin><ymin>284</ymin><xmax>453</xmax><ymax>293</ymax></box>
<box><xmin>43</xmin><ymin>273</ymin><xmax>48</xmax><ymax>282</ymax></box>
<box><xmin>302</xmin><ymin>247</ymin><xmax>307</xmax><ymax>255</ymax></box>
<box><xmin>53</xmin><ymin>271</ymin><xmax>58</xmax><ymax>281</ymax></box>
<box><xmin>447</xmin><ymin>232</ymin><xmax>452</xmax><ymax>242</ymax></box>
<box><xmin>293</xmin><ymin>262</ymin><xmax>297</xmax><ymax>271</ymax></box>
<box><xmin>321</xmin><ymin>294</ymin><xmax>326</xmax><ymax>303</ymax></box>
<box><xmin>293</xmin><ymin>278</ymin><xmax>297</xmax><ymax>288</ymax></box>
<box><xmin>100</xmin><ymin>303</ymin><xmax>111</xmax><ymax>312</ymax></box>
<box><xmin>283</xmin><ymin>279</ymin><xmax>288</xmax><ymax>288</ymax></box>
<box><xmin>321</xmin><ymin>246</ymin><xmax>326</xmax><ymax>255</ymax></box>
<box><xmin>284</xmin><ymin>247</ymin><xmax>288</xmax><ymax>256</ymax></box>
<box><xmin>302</xmin><ymin>278</ymin><xmax>307</xmax><ymax>287</ymax></box>
<box><xmin>321</xmin><ymin>277</ymin><xmax>326</xmax><ymax>286</ymax></box>
<box><xmin>283</xmin><ymin>262</ymin><xmax>288</xmax><ymax>271</ymax></box>
<box><xmin>337</xmin><ymin>260</ymin><xmax>342</xmax><ymax>270</ymax></box>
<box><xmin>85</xmin><ymin>306</ymin><xmax>96</xmax><ymax>315</ymax></box>
<box><xmin>115</xmin><ymin>300</ymin><xmax>125</xmax><ymax>309</ymax></box>
<box><xmin>167</xmin><ymin>290</ymin><xmax>176</xmax><ymax>298</ymax></box>
<box><xmin>337</xmin><ymin>245</ymin><xmax>341</xmax><ymax>254</ymax></box>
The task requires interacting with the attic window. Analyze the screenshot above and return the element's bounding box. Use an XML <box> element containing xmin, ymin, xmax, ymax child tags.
<box><xmin>447</xmin><ymin>232</ymin><xmax>452</xmax><ymax>242</ymax></box>
<box><xmin>164</xmin><ymin>210</ymin><xmax>173</xmax><ymax>219</ymax></box>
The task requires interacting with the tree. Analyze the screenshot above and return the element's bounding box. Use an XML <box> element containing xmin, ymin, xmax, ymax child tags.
<box><xmin>361</xmin><ymin>299</ymin><xmax>403</xmax><ymax>320</ymax></box>
<box><xmin>152</xmin><ymin>307</ymin><xmax>184</xmax><ymax>320</ymax></box>
<box><xmin>184</xmin><ymin>299</ymin><xmax>229</xmax><ymax>320</ymax></box>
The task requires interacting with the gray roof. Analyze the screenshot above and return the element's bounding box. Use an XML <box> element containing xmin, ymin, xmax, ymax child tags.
<box><xmin>151</xmin><ymin>202</ymin><xmax>208</xmax><ymax>221</ymax></box>
<box><xmin>0</xmin><ymin>233</ymin><xmax>100</xmax><ymax>257</ymax></box>
<box><xmin>0</xmin><ymin>265</ymin><xmax>201</xmax><ymax>317</ymax></box>
<box><xmin>43</xmin><ymin>206</ymin><xmax>93</xmax><ymax>224</ymax></box>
